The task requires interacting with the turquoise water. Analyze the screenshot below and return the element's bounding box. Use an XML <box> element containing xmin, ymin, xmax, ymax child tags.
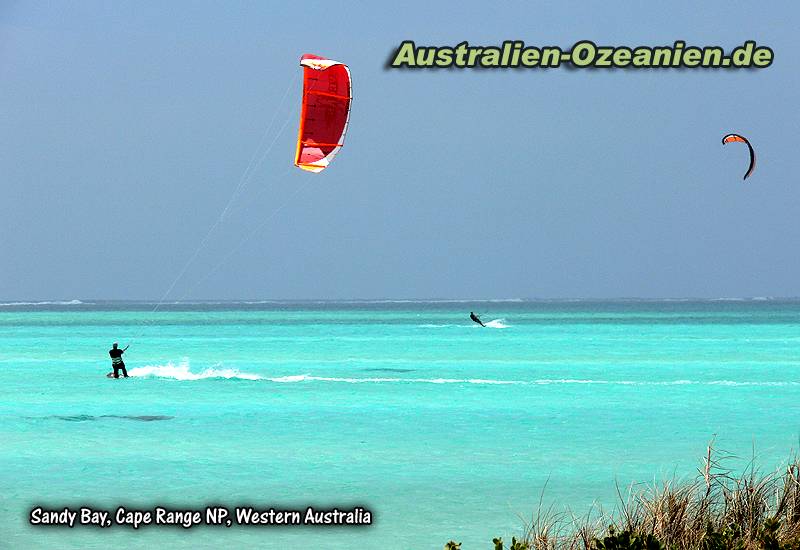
<box><xmin>1</xmin><ymin>300</ymin><xmax>799</xmax><ymax>549</ymax></box>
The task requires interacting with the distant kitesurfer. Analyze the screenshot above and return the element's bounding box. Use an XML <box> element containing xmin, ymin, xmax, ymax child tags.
<box><xmin>470</xmin><ymin>312</ymin><xmax>486</xmax><ymax>327</ymax></box>
<box><xmin>109</xmin><ymin>343</ymin><xmax>130</xmax><ymax>378</ymax></box>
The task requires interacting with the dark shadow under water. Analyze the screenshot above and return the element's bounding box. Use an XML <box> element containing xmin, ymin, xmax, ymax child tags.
<box><xmin>49</xmin><ymin>415</ymin><xmax>174</xmax><ymax>422</ymax></box>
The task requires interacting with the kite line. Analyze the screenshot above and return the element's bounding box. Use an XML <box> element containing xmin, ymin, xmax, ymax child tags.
<box><xmin>130</xmin><ymin>72</ymin><xmax>300</xmax><ymax>341</ymax></box>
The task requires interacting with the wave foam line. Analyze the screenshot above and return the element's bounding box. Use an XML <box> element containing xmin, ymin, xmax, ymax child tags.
<box><xmin>0</xmin><ymin>299</ymin><xmax>85</xmax><ymax>306</ymax></box>
<box><xmin>124</xmin><ymin>365</ymin><xmax>800</xmax><ymax>387</ymax></box>
<box><xmin>267</xmin><ymin>375</ymin><xmax>526</xmax><ymax>384</ymax></box>
<box><xmin>419</xmin><ymin>319</ymin><xmax>511</xmax><ymax>329</ymax></box>
<box><xmin>258</xmin><ymin>376</ymin><xmax>800</xmax><ymax>387</ymax></box>
<box><xmin>128</xmin><ymin>362</ymin><xmax>261</xmax><ymax>381</ymax></box>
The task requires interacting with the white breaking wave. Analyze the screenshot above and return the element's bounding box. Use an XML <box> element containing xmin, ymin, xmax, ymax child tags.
<box><xmin>0</xmin><ymin>299</ymin><xmax>85</xmax><ymax>307</ymax></box>
<box><xmin>128</xmin><ymin>362</ymin><xmax>261</xmax><ymax>381</ymax></box>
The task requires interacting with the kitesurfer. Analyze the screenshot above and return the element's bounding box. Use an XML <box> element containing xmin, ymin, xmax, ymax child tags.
<box><xmin>109</xmin><ymin>343</ymin><xmax>129</xmax><ymax>378</ymax></box>
<box><xmin>470</xmin><ymin>312</ymin><xmax>486</xmax><ymax>327</ymax></box>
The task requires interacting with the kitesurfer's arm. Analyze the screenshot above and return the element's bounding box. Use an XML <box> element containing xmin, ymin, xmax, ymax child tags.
<box><xmin>123</xmin><ymin>345</ymin><xmax>129</xmax><ymax>352</ymax></box>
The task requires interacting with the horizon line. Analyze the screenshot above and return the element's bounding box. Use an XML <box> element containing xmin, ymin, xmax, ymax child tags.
<box><xmin>1</xmin><ymin>296</ymin><xmax>799</xmax><ymax>304</ymax></box>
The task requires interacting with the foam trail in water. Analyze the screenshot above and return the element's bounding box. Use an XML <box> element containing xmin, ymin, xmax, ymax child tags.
<box><xmin>265</xmin><ymin>377</ymin><xmax>799</xmax><ymax>386</ymax></box>
<box><xmin>483</xmin><ymin>318</ymin><xmax>509</xmax><ymax>329</ymax></box>
<box><xmin>124</xmin><ymin>366</ymin><xmax>800</xmax><ymax>387</ymax></box>
<box><xmin>268</xmin><ymin>374</ymin><xmax>312</xmax><ymax>383</ymax></box>
<box><xmin>128</xmin><ymin>361</ymin><xmax>261</xmax><ymax>381</ymax></box>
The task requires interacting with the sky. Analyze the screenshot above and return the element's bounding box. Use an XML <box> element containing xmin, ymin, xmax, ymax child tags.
<box><xmin>1</xmin><ymin>1</ymin><xmax>798</xmax><ymax>300</ymax></box>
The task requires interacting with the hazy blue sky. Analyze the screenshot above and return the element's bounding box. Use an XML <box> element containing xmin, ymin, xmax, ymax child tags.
<box><xmin>1</xmin><ymin>1</ymin><xmax>798</xmax><ymax>300</ymax></box>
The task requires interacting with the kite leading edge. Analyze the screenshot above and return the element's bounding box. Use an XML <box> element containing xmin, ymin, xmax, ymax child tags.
<box><xmin>722</xmin><ymin>133</ymin><xmax>756</xmax><ymax>181</ymax></box>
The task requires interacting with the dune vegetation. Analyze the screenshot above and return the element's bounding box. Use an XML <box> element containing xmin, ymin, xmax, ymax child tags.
<box><xmin>446</xmin><ymin>442</ymin><xmax>800</xmax><ymax>550</ymax></box>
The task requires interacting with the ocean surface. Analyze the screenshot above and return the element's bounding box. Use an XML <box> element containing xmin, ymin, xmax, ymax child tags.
<box><xmin>1</xmin><ymin>300</ymin><xmax>799</xmax><ymax>549</ymax></box>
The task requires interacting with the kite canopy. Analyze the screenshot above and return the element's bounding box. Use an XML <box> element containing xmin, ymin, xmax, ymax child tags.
<box><xmin>722</xmin><ymin>133</ymin><xmax>756</xmax><ymax>180</ymax></box>
<box><xmin>294</xmin><ymin>54</ymin><xmax>352</xmax><ymax>173</ymax></box>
